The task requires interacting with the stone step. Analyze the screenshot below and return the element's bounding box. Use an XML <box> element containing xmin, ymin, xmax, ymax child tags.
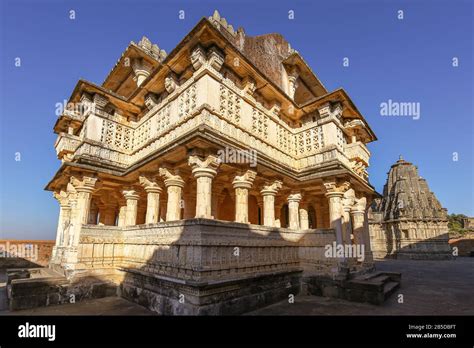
<box><xmin>367</xmin><ymin>274</ymin><xmax>390</xmax><ymax>284</ymax></box>
<box><xmin>355</xmin><ymin>271</ymin><xmax>401</xmax><ymax>283</ymax></box>
<box><xmin>345</xmin><ymin>271</ymin><xmax>401</xmax><ymax>304</ymax></box>
<box><xmin>383</xmin><ymin>281</ymin><xmax>400</xmax><ymax>301</ymax></box>
<box><xmin>355</xmin><ymin>271</ymin><xmax>385</xmax><ymax>281</ymax></box>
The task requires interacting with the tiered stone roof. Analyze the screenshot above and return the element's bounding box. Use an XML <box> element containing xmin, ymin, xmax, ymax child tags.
<box><xmin>372</xmin><ymin>156</ymin><xmax>448</xmax><ymax>221</ymax></box>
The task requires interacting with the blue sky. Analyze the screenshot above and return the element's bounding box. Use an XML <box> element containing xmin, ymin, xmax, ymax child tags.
<box><xmin>0</xmin><ymin>0</ymin><xmax>472</xmax><ymax>239</ymax></box>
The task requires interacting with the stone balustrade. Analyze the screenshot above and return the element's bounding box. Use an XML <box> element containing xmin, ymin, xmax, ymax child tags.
<box><xmin>344</xmin><ymin>141</ymin><xmax>370</xmax><ymax>166</ymax></box>
<box><xmin>60</xmin><ymin>70</ymin><xmax>366</xmax><ymax>178</ymax></box>
<box><xmin>55</xmin><ymin>133</ymin><xmax>82</xmax><ymax>160</ymax></box>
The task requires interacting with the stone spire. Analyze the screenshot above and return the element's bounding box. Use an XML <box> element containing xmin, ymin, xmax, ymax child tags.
<box><xmin>376</xmin><ymin>157</ymin><xmax>447</xmax><ymax>221</ymax></box>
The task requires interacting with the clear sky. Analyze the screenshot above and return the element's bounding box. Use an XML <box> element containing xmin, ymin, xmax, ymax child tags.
<box><xmin>0</xmin><ymin>0</ymin><xmax>472</xmax><ymax>240</ymax></box>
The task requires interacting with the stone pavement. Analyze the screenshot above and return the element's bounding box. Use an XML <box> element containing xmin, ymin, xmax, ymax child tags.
<box><xmin>0</xmin><ymin>296</ymin><xmax>154</xmax><ymax>316</ymax></box>
<box><xmin>248</xmin><ymin>257</ymin><xmax>474</xmax><ymax>315</ymax></box>
<box><xmin>1</xmin><ymin>258</ymin><xmax>472</xmax><ymax>315</ymax></box>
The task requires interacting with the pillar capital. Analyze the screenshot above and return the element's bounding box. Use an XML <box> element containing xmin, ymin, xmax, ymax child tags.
<box><xmin>232</xmin><ymin>170</ymin><xmax>257</xmax><ymax>189</ymax></box>
<box><xmin>188</xmin><ymin>155</ymin><xmax>220</xmax><ymax>219</ymax></box>
<box><xmin>159</xmin><ymin>168</ymin><xmax>185</xmax><ymax>188</ymax></box>
<box><xmin>121</xmin><ymin>188</ymin><xmax>139</xmax><ymax>226</ymax></box>
<box><xmin>188</xmin><ymin>154</ymin><xmax>220</xmax><ymax>178</ymax></box>
<box><xmin>159</xmin><ymin>168</ymin><xmax>184</xmax><ymax>221</ymax></box>
<box><xmin>287</xmin><ymin>192</ymin><xmax>302</xmax><ymax>203</ymax></box>
<box><xmin>70</xmin><ymin>175</ymin><xmax>98</xmax><ymax>193</ymax></box>
<box><xmin>122</xmin><ymin>188</ymin><xmax>140</xmax><ymax>201</ymax></box>
<box><xmin>261</xmin><ymin>180</ymin><xmax>282</xmax><ymax>196</ymax></box>
<box><xmin>139</xmin><ymin>175</ymin><xmax>162</xmax><ymax>224</ymax></box>
<box><xmin>287</xmin><ymin>192</ymin><xmax>302</xmax><ymax>229</ymax></box>
<box><xmin>323</xmin><ymin>179</ymin><xmax>350</xmax><ymax>198</ymax></box>
<box><xmin>261</xmin><ymin>180</ymin><xmax>282</xmax><ymax>227</ymax></box>
<box><xmin>232</xmin><ymin>170</ymin><xmax>256</xmax><ymax>223</ymax></box>
<box><xmin>53</xmin><ymin>190</ymin><xmax>70</xmax><ymax>208</ymax></box>
<box><xmin>139</xmin><ymin>175</ymin><xmax>163</xmax><ymax>193</ymax></box>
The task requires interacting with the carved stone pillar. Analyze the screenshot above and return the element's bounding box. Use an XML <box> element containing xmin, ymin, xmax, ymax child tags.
<box><xmin>69</xmin><ymin>176</ymin><xmax>98</xmax><ymax>248</ymax></box>
<box><xmin>363</xmin><ymin>199</ymin><xmax>374</xmax><ymax>264</ymax></box>
<box><xmin>139</xmin><ymin>175</ymin><xmax>163</xmax><ymax>224</ymax></box>
<box><xmin>288</xmin><ymin>193</ymin><xmax>302</xmax><ymax>230</ymax></box>
<box><xmin>351</xmin><ymin>208</ymin><xmax>365</xmax><ymax>246</ymax></box>
<box><xmin>52</xmin><ymin>190</ymin><xmax>71</xmax><ymax>262</ymax></box>
<box><xmin>188</xmin><ymin>155</ymin><xmax>220</xmax><ymax>219</ymax></box>
<box><xmin>299</xmin><ymin>202</ymin><xmax>309</xmax><ymax>230</ymax></box>
<box><xmin>232</xmin><ymin>170</ymin><xmax>256</xmax><ymax>223</ymax></box>
<box><xmin>351</xmin><ymin>196</ymin><xmax>373</xmax><ymax>263</ymax></box>
<box><xmin>159</xmin><ymin>168</ymin><xmax>185</xmax><ymax>221</ymax></box>
<box><xmin>343</xmin><ymin>188</ymin><xmax>355</xmax><ymax>245</ymax></box>
<box><xmin>323</xmin><ymin>179</ymin><xmax>350</xmax><ymax>266</ymax></box>
<box><xmin>122</xmin><ymin>189</ymin><xmax>140</xmax><ymax>226</ymax></box>
<box><xmin>260</xmin><ymin>180</ymin><xmax>282</xmax><ymax>227</ymax></box>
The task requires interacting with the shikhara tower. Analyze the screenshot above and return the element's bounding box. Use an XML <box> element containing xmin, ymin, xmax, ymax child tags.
<box><xmin>369</xmin><ymin>156</ymin><xmax>452</xmax><ymax>259</ymax></box>
<box><xmin>44</xmin><ymin>11</ymin><xmax>386</xmax><ymax>314</ymax></box>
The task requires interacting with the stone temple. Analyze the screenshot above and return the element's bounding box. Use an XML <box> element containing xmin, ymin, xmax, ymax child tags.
<box><xmin>8</xmin><ymin>11</ymin><xmax>405</xmax><ymax>314</ymax></box>
<box><xmin>369</xmin><ymin>156</ymin><xmax>452</xmax><ymax>260</ymax></box>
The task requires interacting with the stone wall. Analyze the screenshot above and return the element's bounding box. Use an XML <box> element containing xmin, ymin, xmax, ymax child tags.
<box><xmin>67</xmin><ymin>219</ymin><xmax>338</xmax><ymax>314</ymax></box>
<box><xmin>369</xmin><ymin>220</ymin><xmax>452</xmax><ymax>260</ymax></box>
<box><xmin>75</xmin><ymin>219</ymin><xmax>337</xmax><ymax>280</ymax></box>
<box><xmin>0</xmin><ymin>240</ymin><xmax>54</xmax><ymax>268</ymax></box>
<box><xmin>449</xmin><ymin>233</ymin><xmax>474</xmax><ymax>257</ymax></box>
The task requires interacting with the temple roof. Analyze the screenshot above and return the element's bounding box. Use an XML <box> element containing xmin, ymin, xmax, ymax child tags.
<box><xmin>373</xmin><ymin>157</ymin><xmax>448</xmax><ymax>221</ymax></box>
<box><xmin>61</xmin><ymin>10</ymin><xmax>375</xmax><ymax>141</ymax></box>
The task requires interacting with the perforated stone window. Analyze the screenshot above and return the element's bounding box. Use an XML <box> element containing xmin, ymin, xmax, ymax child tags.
<box><xmin>178</xmin><ymin>84</ymin><xmax>197</xmax><ymax>117</ymax></box>
<box><xmin>219</xmin><ymin>84</ymin><xmax>241</xmax><ymax>124</ymax></box>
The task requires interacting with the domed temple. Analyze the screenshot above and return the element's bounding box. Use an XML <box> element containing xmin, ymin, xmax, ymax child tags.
<box><xmin>37</xmin><ymin>11</ymin><xmax>398</xmax><ymax>314</ymax></box>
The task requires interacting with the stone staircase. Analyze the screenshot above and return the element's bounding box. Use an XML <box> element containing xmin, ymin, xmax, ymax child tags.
<box><xmin>303</xmin><ymin>270</ymin><xmax>401</xmax><ymax>305</ymax></box>
<box><xmin>345</xmin><ymin>271</ymin><xmax>401</xmax><ymax>305</ymax></box>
